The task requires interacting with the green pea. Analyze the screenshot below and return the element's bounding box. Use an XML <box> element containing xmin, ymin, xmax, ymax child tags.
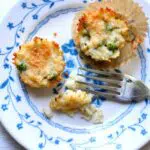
<box><xmin>107</xmin><ymin>43</ymin><xmax>118</xmax><ymax>51</ymax></box>
<box><xmin>17</xmin><ymin>62</ymin><xmax>27</xmax><ymax>72</ymax></box>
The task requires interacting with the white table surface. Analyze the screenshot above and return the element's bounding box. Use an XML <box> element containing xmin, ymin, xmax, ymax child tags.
<box><xmin>0</xmin><ymin>0</ymin><xmax>149</xmax><ymax>150</ymax></box>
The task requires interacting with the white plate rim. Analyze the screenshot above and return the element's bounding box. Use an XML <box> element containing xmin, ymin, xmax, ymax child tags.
<box><xmin>0</xmin><ymin>0</ymin><xmax>150</xmax><ymax>149</ymax></box>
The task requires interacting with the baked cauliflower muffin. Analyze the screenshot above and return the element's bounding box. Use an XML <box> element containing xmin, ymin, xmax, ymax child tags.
<box><xmin>73</xmin><ymin>8</ymin><xmax>130</xmax><ymax>61</ymax></box>
<box><xmin>13</xmin><ymin>37</ymin><xmax>65</xmax><ymax>88</ymax></box>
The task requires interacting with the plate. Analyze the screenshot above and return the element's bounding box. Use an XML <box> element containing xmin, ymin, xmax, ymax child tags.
<box><xmin>0</xmin><ymin>0</ymin><xmax>150</xmax><ymax>149</ymax></box>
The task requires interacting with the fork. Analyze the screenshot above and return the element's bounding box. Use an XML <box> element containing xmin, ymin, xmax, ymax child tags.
<box><xmin>76</xmin><ymin>67</ymin><xmax>150</xmax><ymax>102</ymax></box>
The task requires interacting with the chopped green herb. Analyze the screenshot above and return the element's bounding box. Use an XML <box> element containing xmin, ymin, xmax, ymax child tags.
<box><xmin>99</xmin><ymin>40</ymin><xmax>106</xmax><ymax>47</ymax></box>
<box><xmin>126</xmin><ymin>31</ymin><xmax>135</xmax><ymax>42</ymax></box>
<box><xmin>82</xmin><ymin>29</ymin><xmax>88</xmax><ymax>35</ymax></box>
<box><xmin>113</xmin><ymin>38</ymin><xmax>118</xmax><ymax>43</ymax></box>
<box><xmin>50</xmin><ymin>75</ymin><xmax>57</xmax><ymax>81</ymax></box>
<box><xmin>106</xmin><ymin>24</ymin><xmax>113</xmax><ymax>31</ymax></box>
<box><xmin>106</xmin><ymin>24</ymin><xmax>118</xmax><ymax>32</ymax></box>
<box><xmin>48</xmin><ymin>72</ymin><xmax>58</xmax><ymax>81</ymax></box>
<box><xmin>82</xmin><ymin>29</ymin><xmax>90</xmax><ymax>39</ymax></box>
<box><xmin>82</xmin><ymin>23</ymin><xmax>87</xmax><ymax>28</ymax></box>
<box><xmin>107</xmin><ymin>43</ymin><xmax>118</xmax><ymax>51</ymax></box>
<box><xmin>17</xmin><ymin>62</ymin><xmax>27</xmax><ymax>72</ymax></box>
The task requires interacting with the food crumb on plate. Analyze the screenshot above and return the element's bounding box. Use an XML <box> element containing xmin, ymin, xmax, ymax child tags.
<box><xmin>80</xmin><ymin>104</ymin><xmax>103</xmax><ymax>124</ymax></box>
<box><xmin>53</xmin><ymin>32</ymin><xmax>58</xmax><ymax>37</ymax></box>
<box><xmin>43</xmin><ymin>108</ymin><xmax>53</xmax><ymax>119</ymax></box>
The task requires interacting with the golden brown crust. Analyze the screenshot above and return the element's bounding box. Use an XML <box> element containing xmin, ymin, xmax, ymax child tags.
<box><xmin>13</xmin><ymin>37</ymin><xmax>65</xmax><ymax>88</ymax></box>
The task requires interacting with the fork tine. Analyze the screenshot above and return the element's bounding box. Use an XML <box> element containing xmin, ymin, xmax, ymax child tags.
<box><xmin>77</xmin><ymin>73</ymin><xmax>122</xmax><ymax>86</ymax></box>
<box><xmin>76</xmin><ymin>80</ymin><xmax>120</xmax><ymax>94</ymax></box>
<box><xmin>79</xmin><ymin>67</ymin><xmax>123</xmax><ymax>79</ymax></box>
<box><xmin>77</xmin><ymin>87</ymin><xmax>119</xmax><ymax>99</ymax></box>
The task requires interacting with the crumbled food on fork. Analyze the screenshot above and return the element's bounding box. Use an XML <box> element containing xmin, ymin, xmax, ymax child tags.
<box><xmin>49</xmin><ymin>71</ymin><xmax>104</xmax><ymax>124</ymax></box>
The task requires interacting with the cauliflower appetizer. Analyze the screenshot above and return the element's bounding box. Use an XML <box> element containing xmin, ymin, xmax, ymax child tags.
<box><xmin>73</xmin><ymin>8</ymin><xmax>129</xmax><ymax>61</ymax></box>
<box><xmin>13</xmin><ymin>37</ymin><xmax>65</xmax><ymax>88</ymax></box>
<box><xmin>73</xmin><ymin>0</ymin><xmax>147</xmax><ymax>68</ymax></box>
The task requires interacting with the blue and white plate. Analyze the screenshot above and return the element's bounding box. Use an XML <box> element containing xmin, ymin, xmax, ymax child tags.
<box><xmin>0</xmin><ymin>0</ymin><xmax>150</xmax><ymax>149</ymax></box>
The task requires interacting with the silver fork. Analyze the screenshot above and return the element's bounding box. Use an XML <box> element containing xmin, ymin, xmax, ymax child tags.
<box><xmin>76</xmin><ymin>67</ymin><xmax>150</xmax><ymax>102</ymax></box>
